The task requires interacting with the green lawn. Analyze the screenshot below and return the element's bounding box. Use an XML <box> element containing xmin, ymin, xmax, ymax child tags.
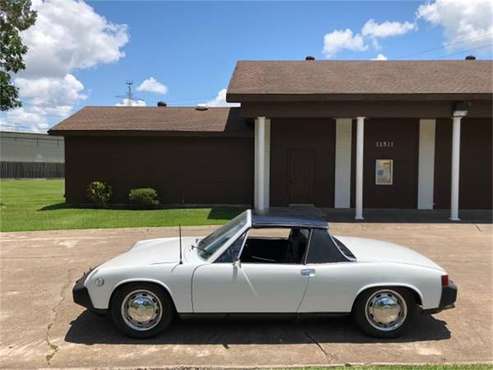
<box><xmin>0</xmin><ymin>179</ymin><xmax>244</xmax><ymax>232</ymax></box>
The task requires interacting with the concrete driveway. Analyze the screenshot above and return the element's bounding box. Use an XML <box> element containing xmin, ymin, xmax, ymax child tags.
<box><xmin>1</xmin><ymin>223</ymin><xmax>492</xmax><ymax>368</ymax></box>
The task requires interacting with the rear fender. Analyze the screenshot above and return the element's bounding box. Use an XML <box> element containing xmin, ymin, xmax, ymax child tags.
<box><xmin>354</xmin><ymin>283</ymin><xmax>424</xmax><ymax>307</ymax></box>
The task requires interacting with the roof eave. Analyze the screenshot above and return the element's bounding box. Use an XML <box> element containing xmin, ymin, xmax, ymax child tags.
<box><xmin>227</xmin><ymin>92</ymin><xmax>493</xmax><ymax>103</ymax></box>
<box><xmin>47</xmin><ymin>129</ymin><xmax>253</xmax><ymax>138</ymax></box>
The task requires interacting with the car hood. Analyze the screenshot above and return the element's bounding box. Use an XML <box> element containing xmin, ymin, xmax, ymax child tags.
<box><xmin>336</xmin><ymin>236</ymin><xmax>444</xmax><ymax>271</ymax></box>
<box><xmin>98</xmin><ymin>237</ymin><xmax>197</xmax><ymax>269</ymax></box>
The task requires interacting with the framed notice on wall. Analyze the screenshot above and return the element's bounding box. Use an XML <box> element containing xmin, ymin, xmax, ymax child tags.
<box><xmin>375</xmin><ymin>159</ymin><xmax>393</xmax><ymax>185</ymax></box>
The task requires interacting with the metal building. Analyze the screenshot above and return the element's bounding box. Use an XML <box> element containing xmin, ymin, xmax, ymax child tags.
<box><xmin>0</xmin><ymin>131</ymin><xmax>64</xmax><ymax>178</ymax></box>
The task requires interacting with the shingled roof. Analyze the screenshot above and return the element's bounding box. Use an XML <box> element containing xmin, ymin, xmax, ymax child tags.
<box><xmin>49</xmin><ymin>107</ymin><xmax>252</xmax><ymax>137</ymax></box>
<box><xmin>227</xmin><ymin>60</ymin><xmax>493</xmax><ymax>102</ymax></box>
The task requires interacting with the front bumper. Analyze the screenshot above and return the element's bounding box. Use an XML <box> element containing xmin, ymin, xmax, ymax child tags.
<box><xmin>424</xmin><ymin>281</ymin><xmax>458</xmax><ymax>314</ymax></box>
<box><xmin>73</xmin><ymin>271</ymin><xmax>106</xmax><ymax>314</ymax></box>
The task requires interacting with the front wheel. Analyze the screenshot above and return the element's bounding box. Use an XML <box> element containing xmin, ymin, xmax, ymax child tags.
<box><xmin>110</xmin><ymin>283</ymin><xmax>175</xmax><ymax>338</ymax></box>
<box><xmin>353</xmin><ymin>287</ymin><xmax>416</xmax><ymax>338</ymax></box>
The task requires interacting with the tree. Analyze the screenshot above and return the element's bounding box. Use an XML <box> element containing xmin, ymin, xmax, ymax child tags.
<box><xmin>0</xmin><ymin>0</ymin><xmax>36</xmax><ymax>111</ymax></box>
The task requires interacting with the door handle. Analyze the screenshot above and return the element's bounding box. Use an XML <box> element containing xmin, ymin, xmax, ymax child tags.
<box><xmin>301</xmin><ymin>268</ymin><xmax>316</xmax><ymax>277</ymax></box>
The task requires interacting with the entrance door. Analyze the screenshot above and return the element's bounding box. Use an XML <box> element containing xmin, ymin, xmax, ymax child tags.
<box><xmin>288</xmin><ymin>149</ymin><xmax>315</xmax><ymax>204</ymax></box>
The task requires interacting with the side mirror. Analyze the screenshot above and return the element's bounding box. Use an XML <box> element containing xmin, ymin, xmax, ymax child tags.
<box><xmin>233</xmin><ymin>258</ymin><xmax>241</xmax><ymax>268</ymax></box>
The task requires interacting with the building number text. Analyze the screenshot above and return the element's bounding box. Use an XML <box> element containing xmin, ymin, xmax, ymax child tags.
<box><xmin>376</xmin><ymin>141</ymin><xmax>394</xmax><ymax>148</ymax></box>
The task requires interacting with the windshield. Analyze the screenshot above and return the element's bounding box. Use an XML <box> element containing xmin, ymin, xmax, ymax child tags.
<box><xmin>197</xmin><ymin>211</ymin><xmax>248</xmax><ymax>260</ymax></box>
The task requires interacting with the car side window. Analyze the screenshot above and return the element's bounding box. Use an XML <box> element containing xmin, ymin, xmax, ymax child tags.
<box><xmin>305</xmin><ymin>229</ymin><xmax>349</xmax><ymax>263</ymax></box>
<box><xmin>240</xmin><ymin>227</ymin><xmax>310</xmax><ymax>264</ymax></box>
<box><xmin>214</xmin><ymin>232</ymin><xmax>246</xmax><ymax>263</ymax></box>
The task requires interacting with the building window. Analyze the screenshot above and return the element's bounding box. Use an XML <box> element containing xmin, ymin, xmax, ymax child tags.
<box><xmin>375</xmin><ymin>159</ymin><xmax>393</xmax><ymax>185</ymax></box>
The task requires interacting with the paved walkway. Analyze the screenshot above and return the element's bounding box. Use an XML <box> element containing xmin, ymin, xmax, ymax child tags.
<box><xmin>1</xmin><ymin>223</ymin><xmax>492</xmax><ymax>368</ymax></box>
<box><xmin>322</xmin><ymin>208</ymin><xmax>493</xmax><ymax>223</ymax></box>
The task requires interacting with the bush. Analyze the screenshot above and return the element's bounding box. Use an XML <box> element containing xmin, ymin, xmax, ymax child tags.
<box><xmin>86</xmin><ymin>181</ymin><xmax>112</xmax><ymax>208</ymax></box>
<box><xmin>128</xmin><ymin>187</ymin><xmax>160</xmax><ymax>209</ymax></box>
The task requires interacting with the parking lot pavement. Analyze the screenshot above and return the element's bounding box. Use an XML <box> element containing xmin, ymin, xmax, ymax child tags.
<box><xmin>1</xmin><ymin>223</ymin><xmax>492</xmax><ymax>368</ymax></box>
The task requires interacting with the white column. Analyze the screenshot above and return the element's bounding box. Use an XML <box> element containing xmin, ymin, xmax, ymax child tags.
<box><xmin>254</xmin><ymin>120</ymin><xmax>259</xmax><ymax>209</ymax></box>
<box><xmin>418</xmin><ymin>119</ymin><xmax>436</xmax><ymax>209</ymax></box>
<box><xmin>355</xmin><ymin>117</ymin><xmax>365</xmax><ymax>220</ymax></box>
<box><xmin>450</xmin><ymin>116</ymin><xmax>462</xmax><ymax>221</ymax></box>
<box><xmin>254</xmin><ymin>116</ymin><xmax>269</xmax><ymax>212</ymax></box>
<box><xmin>334</xmin><ymin>118</ymin><xmax>352</xmax><ymax>208</ymax></box>
<box><xmin>264</xmin><ymin>119</ymin><xmax>271</xmax><ymax>209</ymax></box>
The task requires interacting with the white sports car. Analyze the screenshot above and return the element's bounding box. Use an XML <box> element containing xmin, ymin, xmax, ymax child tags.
<box><xmin>73</xmin><ymin>209</ymin><xmax>457</xmax><ymax>338</ymax></box>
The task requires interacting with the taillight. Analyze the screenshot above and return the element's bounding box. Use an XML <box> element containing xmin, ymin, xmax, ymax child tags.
<box><xmin>441</xmin><ymin>275</ymin><xmax>449</xmax><ymax>287</ymax></box>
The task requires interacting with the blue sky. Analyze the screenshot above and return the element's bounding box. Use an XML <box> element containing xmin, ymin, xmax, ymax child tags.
<box><xmin>1</xmin><ymin>0</ymin><xmax>492</xmax><ymax>132</ymax></box>
<box><xmin>83</xmin><ymin>1</ymin><xmax>426</xmax><ymax>107</ymax></box>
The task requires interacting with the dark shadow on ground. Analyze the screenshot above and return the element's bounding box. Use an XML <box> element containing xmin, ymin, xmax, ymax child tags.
<box><xmin>38</xmin><ymin>202</ymin><xmax>71</xmax><ymax>211</ymax></box>
<box><xmin>38</xmin><ymin>203</ymin><xmax>245</xmax><ymax>219</ymax></box>
<box><xmin>207</xmin><ymin>207</ymin><xmax>246</xmax><ymax>220</ymax></box>
<box><xmin>65</xmin><ymin>311</ymin><xmax>450</xmax><ymax>345</ymax></box>
<box><xmin>322</xmin><ymin>208</ymin><xmax>493</xmax><ymax>224</ymax></box>
<box><xmin>37</xmin><ymin>204</ymin><xmax>491</xmax><ymax>224</ymax></box>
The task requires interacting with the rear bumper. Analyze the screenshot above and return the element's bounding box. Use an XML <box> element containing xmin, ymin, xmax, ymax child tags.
<box><xmin>439</xmin><ymin>281</ymin><xmax>458</xmax><ymax>309</ymax></box>
<box><xmin>423</xmin><ymin>281</ymin><xmax>458</xmax><ymax>314</ymax></box>
<box><xmin>73</xmin><ymin>271</ymin><xmax>106</xmax><ymax>315</ymax></box>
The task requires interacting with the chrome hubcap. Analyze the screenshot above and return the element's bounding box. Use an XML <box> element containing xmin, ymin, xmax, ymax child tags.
<box><xmin>121</xmin><ymin>290</ymin><xmax>163</xmax><ymax>331</ymax></box>
<box><xmin>365</xmin><ymin>290</ymin><xmax>407</xmax><ymax>331</ymax></box>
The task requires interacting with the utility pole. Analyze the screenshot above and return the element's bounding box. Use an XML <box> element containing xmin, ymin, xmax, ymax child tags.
<box><xmin>125</xmin><ymin>81</ymin><xmax>133</xmax><ymax>104</ymax></box>
<box><xmin>116</xmin><ymin>81</ymin><xmax>142</xmax><ymax>106</ymax></box>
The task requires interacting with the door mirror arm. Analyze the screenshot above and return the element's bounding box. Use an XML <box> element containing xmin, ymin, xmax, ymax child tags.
<box><xmin>233</xmin><ymin>258</ymin><xmax>241</xmax><ymax>268</ymax></box>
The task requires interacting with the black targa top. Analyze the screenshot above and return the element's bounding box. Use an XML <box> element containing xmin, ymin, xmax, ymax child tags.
<box><xmin>251</xmin><ymin>208</ymin><xmax>328</xmax><ymax>229</ymax></box>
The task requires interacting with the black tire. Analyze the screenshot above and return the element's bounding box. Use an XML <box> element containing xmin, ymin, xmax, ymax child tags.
<box><xmin>352</xmin><ymin>287</ymin><xmax>417</xmax><ymax>338</ymax></box>
<box><xmin>110</xmin><ymin>283</ymin><xmax>175</xmax><ymax>338</ymax></box>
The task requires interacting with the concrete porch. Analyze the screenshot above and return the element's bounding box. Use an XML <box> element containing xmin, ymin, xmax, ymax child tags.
<box><xmin>321</xmin><ymin>208</ymin><xmax>493</xmax><ymax>224</ymax></box>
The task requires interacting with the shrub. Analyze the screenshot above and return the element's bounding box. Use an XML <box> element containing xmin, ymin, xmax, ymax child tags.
<box><xmin>86</xmin><ymin>181</ymin><xmax>112</xmax><ymax>208</ymax></box>
<box><xmin>128</xmin><ymin>187</ymin><xmax>160</xmax><ymax>209</ymax></box>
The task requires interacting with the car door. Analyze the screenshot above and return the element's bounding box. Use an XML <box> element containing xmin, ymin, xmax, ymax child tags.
<box><xmin>297</xmin><ymin>229</ymin><xmax>362</xmax><ymax>313</ymax></box>
<box><xmin>192</xmin><ymin>230</ymin><xmax>310</xmax><ymax>313</ymax></box>
<box><xmin>297</xmin><ymin>262</ymin><xmax>362</xmax><ymax>312</ymax></box>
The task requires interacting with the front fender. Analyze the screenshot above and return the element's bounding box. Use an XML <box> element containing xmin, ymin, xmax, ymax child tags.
<box><xmin>110</xmin><ymin>278</ymin><xmax>176</xmax><ymax>306</ymax></box>
<box><xmin>86</xmin><ymin>264</ymin><xmax>193</xmax><ymax>312</ymax></box>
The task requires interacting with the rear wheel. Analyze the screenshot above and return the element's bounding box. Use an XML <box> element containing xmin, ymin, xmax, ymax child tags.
<box><xmin>110</xmin><ymin>283</ymin><xmax>174</xmax><ymax>338</ymax></box>
<box><xmin>353</xmin><ymin>287</ymin><xmax>416</xmax><ymax>338</ymax></box>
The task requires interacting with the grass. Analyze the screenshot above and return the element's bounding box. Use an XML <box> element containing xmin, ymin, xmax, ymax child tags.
<box><xmin>0</xmin><ymin>179</ymin><xmax>244</xmax><ymax>232</ymax></box>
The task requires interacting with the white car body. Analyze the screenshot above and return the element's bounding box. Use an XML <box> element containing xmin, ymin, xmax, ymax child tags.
<box><xmin>78</xmin><ymin>210</ymin><xmax>450</xmax><ymax>316</ymax></box>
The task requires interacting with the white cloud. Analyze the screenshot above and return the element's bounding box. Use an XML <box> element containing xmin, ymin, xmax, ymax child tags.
<box><xmin>2</xmin><ymin>0</ymin><xmax>129</xmax><ymax>132</ymax></box>
<box><xmin>322</xmin><ymin>18</ymin><xmax>416</xmax><ymax>58</ymax></box>
<box><xmin>372</xmin><ymin>53</ymin><xmax>388</xmax><ymax>60</ymax></box>
<box><xmin>15</xmin><ymin>74</ymin><xmax>86</xmax><ymax>113</ymax></box>
<box><xmin>1</xmin><ymin>81</ymin><xmax>76</xmax><ymax>131</ymax></box>
<box><xmin>202</xmin><ymin>88</ymin><xmax>240</xmax><ymax>107</ymax></box>
<box><xmin>417</xmin><ymin>0</ymin><xmax>493</xmax><ymax>51</ymax></box>
<box><xmin>1</xmin><ymin>107</ymin><xmax>49</xmax><ymax>133</ymax></box>
<box><xmin>322</xmin><ymin>20</ymin><xmax>415</xmax><ymax>58</ymax></box>
<box><xmin>137</xmin><ymin>77</ymin><xmax>168</xmax><ymax>95</ymax></box>
<box><xmin>322</xmin><ymin>29</ymin><xmax>367</xmax><ymax>58</ymax></box>
<box><xmin>22</xmin><ymin>0</ymin><xmax>128</xmax><ymax>79</ymax></box>
<box><xmin>115</xmin><ymin>98</ymin><xmax>147</xmax><ymax>107</ymax></box>
<box><xmin>362</xmin><ymin>19</ymin><xmax>416</xmax><ymax>39</ymax></box>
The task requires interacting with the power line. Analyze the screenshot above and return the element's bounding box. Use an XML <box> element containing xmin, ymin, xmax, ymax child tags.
<box><xmin>394</xmin><ymin>34</ymin><xmax>493</xmax><ymax>59</ymax></box>
<box><xmin>433</xmin><ymin>43</ymin><xmax>493</xmax><ymax>59</ymax></box>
